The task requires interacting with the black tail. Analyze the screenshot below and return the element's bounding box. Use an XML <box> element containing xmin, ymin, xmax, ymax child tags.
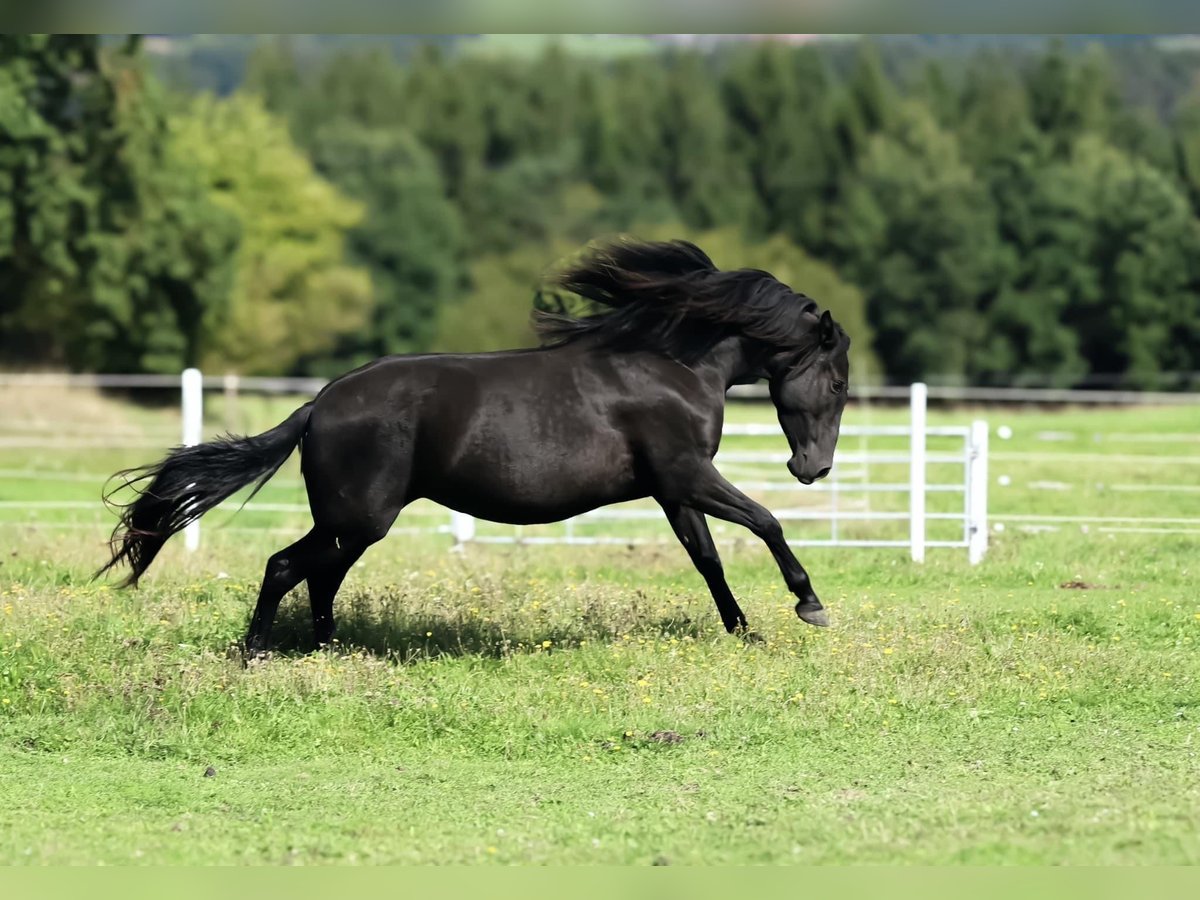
<box><xmin>96</xmin><ymin>403</ymin><xmax>314</xmax><ymax>587</ymax></box>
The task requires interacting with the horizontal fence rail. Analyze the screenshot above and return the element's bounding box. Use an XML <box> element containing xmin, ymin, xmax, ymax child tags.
<box><xmin>4</xmin><ymin>371</ymin><xmax>1198</xmax><ymax>406</ymax></box>
<box><xmin>732</xmin><ymin>383</ymin><xmax>1200</xmax><ymax>406</ymax></box>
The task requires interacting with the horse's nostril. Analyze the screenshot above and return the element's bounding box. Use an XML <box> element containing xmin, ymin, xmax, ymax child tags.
<box><xmin>817</xmin><ymin>467</ymin><xmax>831</xmax><ymax>480</ymax></box>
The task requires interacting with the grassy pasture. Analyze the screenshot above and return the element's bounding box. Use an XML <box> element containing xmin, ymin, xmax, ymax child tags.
<box><xmin>0</xmin><ymin>386</ymin><xmax>1197</xmax><ymax>864</ymax></box>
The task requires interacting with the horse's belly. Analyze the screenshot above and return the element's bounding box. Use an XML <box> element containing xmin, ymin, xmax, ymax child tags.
<box><xmin>421</xmin><ymin>446</ymin><xmax>642</xmax><ymax>525</ymax></box>
<box><xmin>436</xmin><ymin>491</ymin><xmax>641</xmax><ymax>526</ymax></box>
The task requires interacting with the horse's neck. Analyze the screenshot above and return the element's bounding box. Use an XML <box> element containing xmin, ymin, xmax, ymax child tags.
<box><xmin>697</xmin><ymin>336</ymin><xmax>766</xmax><ymax>391</ymax></box>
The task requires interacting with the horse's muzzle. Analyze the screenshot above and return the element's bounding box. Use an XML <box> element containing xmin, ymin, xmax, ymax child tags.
<box><xmin>788</xmin><ymin>457</ymin><xmax>830</xmax><ymax>485</ymax></box>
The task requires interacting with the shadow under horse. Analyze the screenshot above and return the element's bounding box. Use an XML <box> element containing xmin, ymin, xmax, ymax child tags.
<box><xmin>98</xmin><ymin>239</ymin><xmax>851</xmax><ymax>653</ymax></box>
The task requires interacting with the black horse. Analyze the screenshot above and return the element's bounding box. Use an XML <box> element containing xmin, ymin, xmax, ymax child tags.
<box><xmin>99</xmin><ymin>239</ymin><xmax>850</xmax><ymax>652</ymax></box>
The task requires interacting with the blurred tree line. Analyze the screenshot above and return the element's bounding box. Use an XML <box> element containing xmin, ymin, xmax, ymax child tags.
<box><xmin>4</xmin><ymin>34</ymin><xmax>1200</xmax><ymax>387</ymax></box>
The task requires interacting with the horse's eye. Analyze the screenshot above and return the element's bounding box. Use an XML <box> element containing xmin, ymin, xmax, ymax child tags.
<box><xmin>832</xmin><ymin>380</ymin><xmax>847</xmax><ymax>394</ymax></box>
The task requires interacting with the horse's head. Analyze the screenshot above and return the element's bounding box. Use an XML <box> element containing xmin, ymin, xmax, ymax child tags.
<box><xmin>767</xmin><ymin>310</ymin><xmax>850</xmax><ymax>485</ymax></box>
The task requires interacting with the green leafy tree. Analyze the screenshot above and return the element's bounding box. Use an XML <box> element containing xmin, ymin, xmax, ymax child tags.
<box><xmin>457</xmin><ymin>152</ymin><xmax>580</xmax><ymax>254</ymax></box>
<box><xmin>432</xmin><ymin>240</ymin><xmax>576</xmax><ymax>354</ymax></box>
<box><xmin>1108</xmin><ymin>105</ymin><xmax>1174</xmax><ymax>172</ymax></box>
<box><xmin>463</xmin><ymin>47</ymin><xmax>580</xmax><ymax>167</ymax></box>
<box><xmin>248</xmin><ymin>45</ymin><xmax>467</xmax><ymax>366</ymax></box>
<box><xmin>583</xmin><ymin>56</ymin><xmax>681</xmax><ymax>217</ymax></box>
<box><xmin>576</xmin><ymin>61</ymin><xmax>678</xmax><ymax>228</ymax></box>
<box><xmin>913</xmin><ymin>58</ymin><xmax>959</xmax><ymax>129</ymax></box>
<box><xmin>0</xmin><ymin>34</ymin><xmax>238</xmax><ymax>373</ymax></box>
<box><xmin>295</xmin><ymin>46</ymin><xmax>408</xmax><ymax>135</ymax></box>
<box><xmin>303</xmin><ymin>122</ymin><xmax>465</xmax><ymax>370</ymax></box>
<box><xmin>171</xmin><ymin>93</ymin><xmax>372</xmax><ymax>375</ymax></box>
<box><xmin>832</xmin><ymin>41</ymin><xmax>895</xmax><ymax>164</ymax></box>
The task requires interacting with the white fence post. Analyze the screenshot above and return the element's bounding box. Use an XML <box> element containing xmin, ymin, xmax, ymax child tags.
<box><xmin>451</xmin><ymin>511</ymin><xmax>476</xmax><ymax>549</ymax></box>
<box><xmin>909</xmin><ymin>382</ymin><xmax>927</xmax><ymax>563</ymax></box>
<box><xmin>181</xmin><ymin>367</ymin><xmax>203</xmax><ymax>553</ymax></box>
<box><xmin>222</xmin><ymin>372</ymin><xmax>240</xmax><ymax>433</ymax></box>
<box><xmin>967</xmin><ymin>419</ymin><xmax>989</xmax><ymax>564</ymax></box>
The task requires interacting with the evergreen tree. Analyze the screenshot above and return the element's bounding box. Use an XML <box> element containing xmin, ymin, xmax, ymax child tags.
<box><xmin>242</xmin><ymin>37</ymin><xmax>304</xmax><ymax>122</ymax></box>
<box><xmin>304</xmin><ymin>122</ymin><xmax>465</xmax><ymax>370</ymax></box>
<box><xmin>402</xmin><ymin>45</ymin><xmax>487</xmax><ymax>200</ymax></box>
<box><xmin>1068</xmin><ymin>138</ymin><xmax>1200</xmax><ymax>386</ymax></box>
<box><xmin>832</xmin><ymin>101</ymin><xmax>1006</xmax><ymax>381</ymax></box>
<box><xmin>1026</xmin><ymin>43</ymin><xmax>1119</xmax><ymax>156</ymax></box>
<box><xmin>576</xmin><ymin>59</ymin><xmax>678</xmax><ymax>226</ymax></box>
<box><xmin>1171</xmin><ymin>85</ymin><xmax>1200</xmax><ymax>214</ymax></box>
<box><xmin>956</xmin><ymin>54</ymin><xmax>1043</xmax><ymax>169</ymax></box>
<box><xmin>659</xmin><ymin>53</ymin><xmax>755</xmax><ymax>230</ymax></box>
<box><xmin>721</xmin><ymin>43</ymin><xmax>839</xmax><ymax>244</ymax></box>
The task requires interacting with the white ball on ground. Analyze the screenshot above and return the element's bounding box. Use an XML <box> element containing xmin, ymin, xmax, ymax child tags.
<box><xmin>997</xmin><ymin>425</ymin><xmax>1013</xmax><ymax>440</ymax></box>
<box><xmin>997</xmin><ymin>475</ymin><xmax>1011</xmax><ymax>486</ymax></box>
<box><xmin>994</xmin><ymin>522</ymin><xmax>1006</xmax><ymax>532</ymax></box>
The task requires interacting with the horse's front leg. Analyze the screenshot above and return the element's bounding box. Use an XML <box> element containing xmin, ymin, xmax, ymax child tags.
<box><xmin>673</xmin><ymin>463</ymin><xmax>828</xmax><ymax>627</ymax></box>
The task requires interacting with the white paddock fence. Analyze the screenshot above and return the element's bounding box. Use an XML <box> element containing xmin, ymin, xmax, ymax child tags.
<box><xmin>168</xmin><ymin>372</ymin><xmax>986</xmax><ymax>563</ymax></box>
<box><xmin>7</xmin><ymin>370</ymin><xmax>1200</xmax><ymax>553</ymax></box>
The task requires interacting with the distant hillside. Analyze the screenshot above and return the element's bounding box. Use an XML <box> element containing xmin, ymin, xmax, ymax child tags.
<box><xmin>140</xmin><ymin>34</ymin><xmax>462</xmax><ymax>94</ymax></box>
<box><xmin>136</xmin><ymin>34</ymin><xmax>1200</xmax><ymax>121</ymax></box>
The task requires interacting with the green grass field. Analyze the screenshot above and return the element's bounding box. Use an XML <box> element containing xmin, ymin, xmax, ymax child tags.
<box><xmin>0</xmin><ymin>387</ymin><xmax>1198</xmax><ymax>864</ymax></box>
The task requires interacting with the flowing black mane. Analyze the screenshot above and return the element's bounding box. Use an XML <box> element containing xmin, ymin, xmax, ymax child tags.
<box><xmin>536</xmin><ymin>239</ymin><xmax>822</xmax><ymax>365</ymax></box>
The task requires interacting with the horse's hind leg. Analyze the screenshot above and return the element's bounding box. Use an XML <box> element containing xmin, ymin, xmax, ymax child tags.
<box><xmin>244</xmin><ymin>527</ymin><xmax>346</xmax><ymax>655</ymax></box>
<box><xmin>294</xmin><ymin>406</ymin><xmax>413</xmax><ymax>651</ymax></box>
<box><xmin>307</xmin><ymin>539</ymin><xmax>369</xmax><ymax>648</ymax></box>
<box><xmin>658</xmin><ymin>501</ymin><xmax>749</xmax><ymax>635</ymax></box>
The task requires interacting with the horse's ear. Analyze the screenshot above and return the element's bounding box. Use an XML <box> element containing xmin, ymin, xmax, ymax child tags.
<box><xmin>818</xmin><ymin>310</ymin><xmax>837</xmax><ymax>350</ymax></box>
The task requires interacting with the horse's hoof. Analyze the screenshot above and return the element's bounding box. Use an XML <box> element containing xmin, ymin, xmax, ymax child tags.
<box><xmin>242</xmin><ymin>647</ymin><xmax>269</xmax><ymax>667</ymax></box>
<box><xmin>796</xmin><ymin>605</ymin><xmax>830</xmax><ymax>628</ymax></box>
